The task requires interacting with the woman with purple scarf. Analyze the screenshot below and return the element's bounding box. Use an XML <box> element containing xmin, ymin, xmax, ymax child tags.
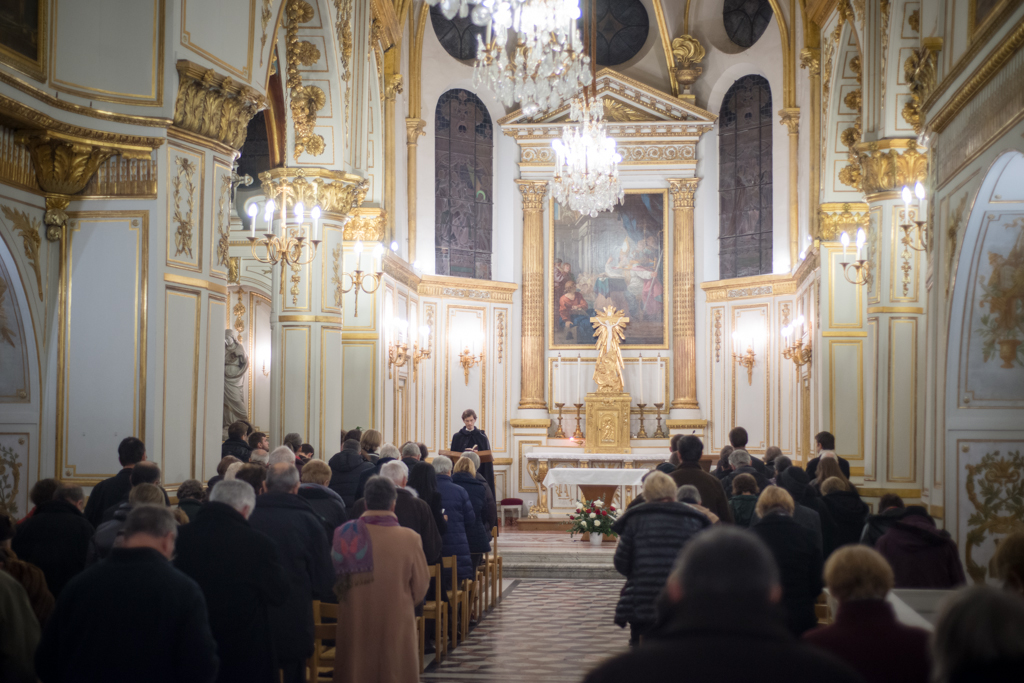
<box><xmin>331</xmin><ymin>475</ymin><xmax>429</xmax><ymax>683</ymax></box>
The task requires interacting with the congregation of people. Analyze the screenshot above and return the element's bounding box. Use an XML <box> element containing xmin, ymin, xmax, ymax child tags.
<box><xmin>3</xmin><ymin>421</ymin><xmax>1024</xmax><ymax>683</ymax></box>
<box><xmin>597</xmin><ymin>427</ymin><xmax>1024</xmax><ymax>683</ymax></box>
<box><xmin>0</xmin><ymin>420</ymin><xmax>497</xmax><ymax>683</ymax></box>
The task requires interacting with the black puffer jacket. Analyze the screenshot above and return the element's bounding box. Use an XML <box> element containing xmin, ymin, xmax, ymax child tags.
<box><xmin>452</xmin><ymin>472</ymin><xmax>493</xmax><ymax>552</ymax></box>
<box><xmin>822</xmin><ymin>490</ymin><xmax>869</xmax><ymax>551</ymax></box>
<box><xmin>779</xmin><ymin>467</ymin><xmax>839</xmax><ymax>555</ymax></box>
<box><xmin>327</xmin><ymin>441</ymin><xmax>374</xmax><ymax>507</ymax></box>
<box><xmin>612</xmin><ymin>501</ymin><xmax>711</xmax><ymax>629</ymax></box>
<box><xmin>221</xmin><ymin>437</ymin><xmax>252</xmax><ymax>462</ymax></box>
<box><xmin>861</xmin><ymin>505</ymin><xmax>931</xmax><ymax>547</ymax></box>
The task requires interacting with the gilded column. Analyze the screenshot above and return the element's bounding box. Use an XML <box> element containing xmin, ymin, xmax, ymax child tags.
<box><xmin>779</xmin><ymin>108</ymin><xmax>801</xmax><ymax>267</ymax></box>
<box><xmin>668</xmin><ymin>178</ymin><xmax>699</xmax><ymax>410</ymax></box>
<box><xmin>517</xmin><ymin>180</ymin><xmax>548</xmax><ymax>410</ymax></box>
<box><xmin>406</xmin><ymin>118</ymin><xmax>426</xmax><ymax>260</ymax></box>
<box><xmin>801</xmin><ymin>46</ymin><xmax>821</xmax><ymax>240</ymax></box>
<box><xmin>382</xmin><ymin>70</ymin><xmax>403</xmax><ymax>245</ymax></box>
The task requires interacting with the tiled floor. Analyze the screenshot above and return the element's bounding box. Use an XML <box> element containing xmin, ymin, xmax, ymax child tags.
<box><xmin>422</xmin><ymin>579</ymin><xmax>628</xmax><ymax>683</ymax></box>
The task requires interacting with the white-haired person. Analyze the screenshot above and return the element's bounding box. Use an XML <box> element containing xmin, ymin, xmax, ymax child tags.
<box><xmin>611</xmin><ymin>471</ymin><xmax>712</xmax><ymax>646</ymax></box>
<box><xmin>174</xmin><ymin>480</ymin><xmax>290</xmax><ymax>683</ymax></box>
<box><xmin>353</xmin><ymin>443</ymin><xmax>401</xmax><ymax>501</ymax></box>
<box><xmin>332</xmin><ymin>476</ymin><xmax>429</xmax><ymax>683</ymax></box>
<box><xmin>349</xmin><ymin>459</ymin><xmax>442</xmax><ymax>564</ymax></box>
<box><xmin>433</xmin><ymin>455</ymin><xmax>487</xmax><ymax>583</ymax></box>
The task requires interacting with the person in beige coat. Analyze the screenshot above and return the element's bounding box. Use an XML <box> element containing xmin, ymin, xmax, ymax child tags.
<box><xmin>332</xmin><ymin>475</ymin><xmax>429</xmax><ymax>683</ymax></box>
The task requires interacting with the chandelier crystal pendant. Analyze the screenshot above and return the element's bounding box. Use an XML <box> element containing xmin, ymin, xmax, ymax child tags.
<box><xmin>549</xmin><ymin>95</ymin><xmax>624</xmax><ymax>216</ymax></box>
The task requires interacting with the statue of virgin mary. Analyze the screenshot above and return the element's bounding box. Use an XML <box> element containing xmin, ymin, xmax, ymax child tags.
<box><xmin>223</xmin><ymin>328</ymin><xmax>249</xmax><ymax>436</ymax></box>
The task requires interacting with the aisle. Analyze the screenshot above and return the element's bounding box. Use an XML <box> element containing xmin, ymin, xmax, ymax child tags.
<box><xmin>421</xmin><ymin>579</ymin><xmax>628</xmax><ymax>683</ymax></box>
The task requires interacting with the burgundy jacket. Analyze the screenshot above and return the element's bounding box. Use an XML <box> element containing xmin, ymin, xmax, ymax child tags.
<box><xmin>876</xmin><ymin>515</ymin><xmax>967</xmax><ymax>588</ymax></box>
<box><xmin>804</xmin><ymin>599</ymin><xmax>930</xmax><ymax>683</ymax></box>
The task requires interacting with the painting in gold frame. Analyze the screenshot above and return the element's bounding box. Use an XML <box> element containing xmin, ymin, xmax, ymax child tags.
<box><xmin>969</xmin><ymin>0</ymin><xmax>1011</xmax><ymax>41</ymax></box>
<box><xmin>548</xmin><ymin>189</ymin><xmax>669</xmax><ymax>350</ymax></box>
<box><xmin>0</xmin><ymin>0</ymin><xmax>46</xmax><ymax>81</ymax></box>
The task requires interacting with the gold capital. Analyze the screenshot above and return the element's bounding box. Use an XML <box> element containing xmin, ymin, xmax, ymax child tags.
<box><xmin>385</xmin><ymin>74</ymin><xmax>403</xmax><ymax>101</ymax></box>
<box><xmin>516</xmin><ymin>180</ymin><xmax>548</xmax><ymax>212</ymax></box>
<box><xmin>406</xmin><ymin>117</ymin><xmax>426</xmax><ymax>145</ymax></box>
<box><xmin>800</xmin><ymin>48</ymin><xmax>821</xmax><ymax>75</ymax></box>
<box><xmin>173</xmin><ymin>61</ymin><xmax>267</xmax><ymax>150</ymax></box>
<box><xmin>852</xmin><ymin>139</ymin><xmax>928</xmax><ymax>196</ymax></box>
<box><xmin>778</xmin><ymin>107</ymin><xmax>800</xmax><ymax>135</ymax></box>
<box><xmin>668</xmin><ymin>178</ymin><xmax>700</xmax><ymax>209</ymax></box>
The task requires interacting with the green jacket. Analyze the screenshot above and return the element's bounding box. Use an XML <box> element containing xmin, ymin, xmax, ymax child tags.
<box><xmin>729</xmin><ymin>494</ymin><xmax>759</xmax><ymax>528</ymax></box>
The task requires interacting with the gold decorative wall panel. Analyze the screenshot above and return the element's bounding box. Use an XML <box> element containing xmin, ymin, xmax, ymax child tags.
<box><xmin>166</xmin><ymin>144</ymin><xmax>205</xmax><ymax>272</ymax></box>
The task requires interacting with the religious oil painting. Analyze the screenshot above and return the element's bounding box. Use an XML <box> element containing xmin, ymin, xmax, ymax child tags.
<box><xmin>970</xmin><ymin>0</ymin><xmax>1007</xmax><ymax>38</ymax></box>
<box><xmin>0</xmin><ymin>0</ymin><xmax>45</xmax><ymax>81</ymax></box>
<box><xmin>549</xmin><ymin>190</ymin><xmax>668</xmax><ymax>349</ymax></box>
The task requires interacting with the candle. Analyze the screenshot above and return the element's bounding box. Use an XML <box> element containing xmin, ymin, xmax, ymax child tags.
<box><xmin>247</xmin><ymin>203</ymin><xmax>258</xmax><ymax>237</ymax></box>
<box><xmin>264</xmin><ymin>200</ymin><xmax>275</xmax><ymax>235</ymax></box>
<box><xmin>901</xmin><ymin>186</ymin><xmax>912</xmax><ymax>217</ymax></box>
<box><xmin>556</xmin><ymin>353</ymin><xmax>562</xmax><ymax>404</ymax></box>
<box><xmin>856</xmin><ymin>228</ymin><xmax>866</xmax><ymax>260</ymax></box>
<box><xmin>311</xmin><ymin>205</ymin><xmax>321</xmax><ymax>241</ymax></box>
<box><xmin>280</xmin><ymin>195</ymin><xmax>286</xmax><ymax>236</ymax></box>
<box><xmin>577</xmin><ymin>353</ymin><xmax>582</xmax><ymax>404</ymax></box>
<box><xmin>638</xmin><ymin>353</ymin><xmax>644</xmax><ymax>405</ymax></box>
<box><xmin>840</xmin><ymin>231</ymin><xmax>850</xmax><ymax>259</ymax></box>
<box><xmin>354</xmin><ymin>240</ymin><xmax>363</xmax><ymax>270</ymax></box>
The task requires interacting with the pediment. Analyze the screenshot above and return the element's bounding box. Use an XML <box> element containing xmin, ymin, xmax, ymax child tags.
<box><xmin>497</xmin><ymin>68</ymin><xmax>716</xmax><ymax>140</ymax></box>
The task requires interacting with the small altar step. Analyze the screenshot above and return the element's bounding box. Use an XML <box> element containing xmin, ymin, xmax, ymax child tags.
<box><xmin>498</xmin><ymin>530</ymin><xmax>620</xmax><ymax>580</ymax></box>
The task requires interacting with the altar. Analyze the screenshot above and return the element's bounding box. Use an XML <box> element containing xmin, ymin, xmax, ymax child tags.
<box><xmin>525</xmin><ymin>449</ymin><xmax>668</xmax><ymax>519</ymax></box>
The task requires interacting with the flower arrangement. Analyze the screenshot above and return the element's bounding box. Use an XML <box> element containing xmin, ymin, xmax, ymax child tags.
<box><xmin>567</xmin><ymin>499</ymin><xmax>619</xmax><ymax>539</ymax></box>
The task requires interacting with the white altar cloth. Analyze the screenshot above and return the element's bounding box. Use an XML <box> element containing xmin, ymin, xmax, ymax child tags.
<box><xmin>542</xmin><ymin>467</ymin><xmax>647</xmax><ymax>489</ymax></box>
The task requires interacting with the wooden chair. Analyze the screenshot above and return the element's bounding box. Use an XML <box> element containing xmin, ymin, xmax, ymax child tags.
<box><xmin>416</xmin><ymin>615</ymin><xmax>425</xmax><ymax>673</ymax></box>
<box><xmin>307</xmin><ymin>600</ymin><xmax>338</xmax><ymax>681</ymax></box>
<box><xmin>815</xmin><ymin>592</ymin><xmax>833</xmax><ymax>624</ymax></box>
<box><xmin>486</xmin><ymin>526</ymin><xmax>502</xmax><ymax>606</ymax></box>
<box><xmin>443</xmin><ymin>556</ymin><xmax>469</xmax><ymax>646</ymax></box>
<box><xmin>422</xmin><ymin>563</ymin><xmax>448</xmax><ymax>664</ymax></box>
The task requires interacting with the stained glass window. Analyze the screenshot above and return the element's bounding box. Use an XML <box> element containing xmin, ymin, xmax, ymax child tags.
<box><xmin>430</xmin><ymin>6</ymin><xmax>486</xmax><ymax>61</ymax></box>
<box><xmin>723</xmin><ymin>0</ymin><xmax>773</xmax><ymax>49</ymax></box>
<box><xmin>718</xmin><ymin>75</ymin><xmax>773</xmax><ymax>279</ymax></box>
<box><xmin>435</xmin><ymin>89</ymin><xmax>493</xmax><ymax>280</ymax></box>
<box><xmin>575</xmin><ymin>0</ymin><xmax>649</xmax><ymax>67</ymax></box>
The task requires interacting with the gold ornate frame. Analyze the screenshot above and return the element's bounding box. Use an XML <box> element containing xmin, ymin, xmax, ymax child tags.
<box><xmin>0</xmin><ymin>0</ymin><xmax>47</xmax><ymax>81</ymax></box>
<box><xmin>548</xmin><ymin>188</ymin><xmax>670</xmax><ymax>350</ymax></box>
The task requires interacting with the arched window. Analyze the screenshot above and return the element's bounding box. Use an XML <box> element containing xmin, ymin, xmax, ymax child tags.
<box><xmin>435</xmin><ymin>89</ymin><xmax>493</xmax><ymax>279</ymax></box>
<box><xmin>718</xmin><ymin>75</ymin><xmax>773</xmax><ymax>279</ymax></box>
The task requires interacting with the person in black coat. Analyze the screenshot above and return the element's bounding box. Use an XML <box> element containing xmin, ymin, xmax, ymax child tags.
<box><xmin>83</xmin><ymin>436</ymin><xmax>146</xmax><ymax>527</ymax></box>
<box><xmin>86</xmin><ymin>483</ymin><xmax>165</xmax><ymax>566</ymax></box>
<box><xmin>247</xmin><ymin>463</ymin><xmax>334</xmax><ymax>683</ymax></box>
<box><xmin>297</xmin><ymin>459</ymin><xmax>348</xmax><ymax>535</ymax></box>
<box><xmin>174</xmin><ymin>480</ymin><xmax>289</xmax><ymax>683</ymax></box>
<box><xmin>12</xmin><ymin>485</ymin><xmax>94</xmax><ymax>597</ymax></box>
<box><xmin>434</xmin><ymin>456</ymin><xmax>486</xmax><ymax>582</ymax></box>
<box><xmin>585</xmin><ymin>526</ymin><xmax>862</xmax><ymax>683</ymax></box>
<box><xmin>408</xmin><ymin>461</ymin><xmax>447</xmax><ymax>537</ymax></box>
<box><xmin>451</xmin><ymin>458</ymin><xmax>493</xmax><ymax>567</ymax></box>
<box><xmin>806</xmin><ymin>432</ymin><xmax>851</xmax><ymax>479</ymax></box>
<box><xmin>221</xmin><ymin>420</ymin><xmax>252</xmax><ymax>462</ymax></box>
<box><xmin>35</xmin><ymin>506</ymin><xmax>218</xmax><ymax>683</ymax></box>
<box><xmin>99</xmin><ymin>461</ymin><xmax>170</xmax><ymax>523</ymax></box>
<box><xmin>779</xmin><ymin>466</ymin><xmax>836</xmax><ymax>555</ymax></box>
<box><xmin>611</xmin><ymin>471</ymin><xmax>712</xmax><ymax>644</ymax></box>
<box><xmin>328</xmin><ymin>439</ymin><xmax>374</xmax><ymax>507</ymax></box>
<box><xmin>450</xmin><ymin>408</ymin><xmax>494</xmax><ymax>495</ymax></box>
<box><xmin>820</xmin><ymin>479</ymin><xmax>869</xmax><ymax>552</ymax></box>
<box><xmin>720</xmin><ymin>450</ymin><xmax>771</xmax><ymax>498</ymax></box>
<box><xmin>728</xmin><ymin>427</ymin><xmax>769</xmax><ymax>476</ymax></box>
<box><xmin>861</xmin><ymin>493</ymin><xmax>913</xmax><ymax>546</ymax></box>
<box><xmin>354</xmin><ymin>443</ymin><xmax>399</xmax><ymax>501</ymax></box>
<box><xmin>751</xmin><ymin>487</ymin><xmax>825</xmax><ymax>636</ymax></box>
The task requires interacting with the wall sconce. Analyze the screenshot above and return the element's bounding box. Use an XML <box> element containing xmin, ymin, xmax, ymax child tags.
<box><xmin>411</xmin><ymin>324</ymin><xmax>431</xmax><ymax>383</ymax></box>
<box><xmin>342</xmin><ymin>241</ymin><xmax>384</xmax><ymax>316</ymax></box>
<box><xmin>457</xmin><ymin>331</ymin><xmax>484</xmax><ymax>386</ymax></box>
<box><xmin>781</xmin><ymin>315</ymin><xmax>812</xmax><ymax>368</ymax></box>
<box><xmin>262</xmin><ymin>359</ymin><xmax>270</xmax><ymax>377</ymax></box>
<box><xmin>732</xmin><ymin>332</ymin><xmax>757</xmax><ymax>386</ymax></box>
<box><xmin>900</xmin><ymin>183</ymin><xmax>929</xmax><ymax>252</ymax></box>
<box><xmin>839</xmin><ymin>229</ymin><xmax>871</xmax><ymax>286</ymax></box>
<box><xmin>247</xmin><ymin>199</ymin><xmax>322</xmax><ymax>268</ymax></box>
<box><xmin>387</xmin><ymin>318</ymin><xmax>409</xmax><ymax>379</ymax></box>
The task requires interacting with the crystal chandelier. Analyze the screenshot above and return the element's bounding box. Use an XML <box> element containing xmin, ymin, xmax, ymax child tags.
<box><xmin>550</xmin><ymin>96</ymin><xmax>624</xmax><ymax>216</ymax></box>
<box><xmin>427</xmin><ymin>0</ymin><xmax>591</xmax><ymax>116</ymax></box>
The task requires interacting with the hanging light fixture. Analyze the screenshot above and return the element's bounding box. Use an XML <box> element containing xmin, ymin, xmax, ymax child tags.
<box><xmin>427</xmin><ymin>0</ymin><xmax>591</xmax><ymax>116</ymax></box>
<box><xmin>549</xmin><ymin>95</ymin><xmax>624</xmax><ymax>216</ymax></box>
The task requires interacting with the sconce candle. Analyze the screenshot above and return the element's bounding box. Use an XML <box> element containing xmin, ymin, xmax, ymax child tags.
<box><xmin>247</xmin><ymin>203</ymin><xmax>258</xmax><ymax>237</ymax></box>
<box><xmin>637</xmin><ymin>353</ymin><xmax>644</xmax><ymax>406</ymax></box>
<box><xmin>576</xmin><ymin>353</ymin><xmax>582</xmax><ymax>404</ymax></box>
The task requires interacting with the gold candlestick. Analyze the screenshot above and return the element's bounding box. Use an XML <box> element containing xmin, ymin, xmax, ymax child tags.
<box><xmin>653</xmin><ymin>402</ymin><xmax>666</xmax><ymax>438</ymax></box>
<box><xmin>572</xmin><ymin>403</ymin><xmax>584</xmax><ymax>440</ymax></box>
<box><xmin>554</xmin><ymin>403</ymin><xmax>566</xmax><ymax>438</ymax></box>
<box><xmin>636</xmin><ymin>404</ymin><xmax>648</xmax><ymax>439</ymax></box>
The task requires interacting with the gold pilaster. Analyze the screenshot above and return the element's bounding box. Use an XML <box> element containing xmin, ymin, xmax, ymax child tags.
<box><xmin>779</xmin><ymin>108</ymin><xmax>800</xmax><ymax>267</ymax></box>
<box><xmin>406</xmin><ymin>117</ymin><xmax>425</xmax><ymax>259</ymax></box>
<box><xmin>801</xmin><ymin>44</ymin><xmax>821</xmax><ymax>241</ymax></box>
<box><xmin>383</xmin><ymin>51</ymin><xmax>402</xmax><ymax>244</ymax></box>
<box><xmin>517</xmin><ymin>180</ymin><xmax>548</xmax><ymax>410</ymax></box>
<box><xmin>668</xmin><ymin>178</ymin><xmax>699</xmax><ymax>410</ymax></box>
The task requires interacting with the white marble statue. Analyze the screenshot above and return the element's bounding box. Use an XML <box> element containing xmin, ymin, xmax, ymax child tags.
<box><xmin>223</xmin><ymin>328</ymin><xmax>249</xmax><ymax>436</ymax></box>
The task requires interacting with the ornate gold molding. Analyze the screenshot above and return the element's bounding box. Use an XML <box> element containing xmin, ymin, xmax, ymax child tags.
<box><xmin>173</xmin><ymin>60</ymin><xmax>266</xmax><ymax>151</ymax></box>
<box><xmin>701</xmin><ymin>273</ymin><xmax>799</xmax><ymax>302</ymax></box>
<box><xmin>172</xmin><ymin>156</ymin><xmax>197</xmax><ymax>258</ymax></box>
<box><xmin>258</xmin><ymin>167</ymin><xmax>369</xmax><ymax>217</ymax></box>
<box><xmin>0</xmin><ymin>205</ymin><xmax>43</xmax><ymax>299</ymax></box>
<box><xmin>384</xmin><ymin>74</ymin><xmax>403</xmax><ymax>101</ymax></box>
<box><xmin>417</xmin><ymin>275</ymin><xmax>518</xmax><ymax>303</ymax></box>
<box><xmin>370</xmin><ymin>0</ymin><xmax>400</xmax><ymax>48</ymax></box>
<box><xmin>516</xmin><ymin>179</ymin><xmax>548</xmax><ymax>211</ymax></box>
<box><xmin>285</xmin><ymin>0</ymin><xmax>325</xmax><ymax>161</ymax></box>
<box><xmin>800</xmin><ymin>47</ymin><xmax>821</xmax><ymax>76</ymax></box>
<box><xmin>333</xmin><ymin>0</ymin><xmax>354</xmax><ymax>79</ymax></box>
<box><xmin>259</xmin><ymin>0</ymin><xmax>273</xmax><ymax>66</ymax></box>
<box><xmin>903</xmin><ymin>46</ymin><xmax>938</xmax><ymax>135</ymax></box>
<box><xmin>344</xmin><ymin>207</ymin><xmax>386</xmax><ymax>241</ymax></box>
<box><xmin>818</xmin><ymin>202</ymin><xmax>870</xmax><ymax>241</ymax></box>
<box><xmin>853</xmin><ymin>139</ymin><xmax>928</xmax><ymax>196</ymax></box>
<box><xmin>671</xmin><ymin>34</ymin><xmax>705</xmax><ymax>101</ymax></box>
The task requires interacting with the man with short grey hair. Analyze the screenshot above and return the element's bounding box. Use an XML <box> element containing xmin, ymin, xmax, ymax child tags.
<box><xmin>36</xmin><ymin>505</ymin><xmax>219</xmax><ymax>682</ymax></box>
<box><xmin>721</xmin><ymin>449</ymin><xmax>771</xmax><ymax>498</ymax></box>
<box><xmin>268</xmin><ymin>445</ymin><xmax>297</xmax><ymax>467</ymax></box>
<box><xmin>400</xmin><ymin>441</ymin><xmax>421</xmax><ymax>469</ymax></box>
<box><xmin>432</xmin><ymin>454</ymin><xmax>453</xmax><ymax>476</ymax></box>
<box><xmin>350</xmin><ymin>459</ymin><xmax>442</xmax><ymax>564</ymax></box>
<box><xmin>364</xmin><ymin>475</ymin><xmax>398</xmax><ymax>511</ymax></box>
<box><xmin>247</xmin><ymin>462</ymin><xmax>333</xmax><ymax>683</ymax></box>
<box><xmin>583</xmin><ymin>527</ymin><xmax>863</xmax><ymax>683</ymax></box>
<box><xmin>175</xmin><ymin>480</ymin><xmax>289</xmax><ymax>683</ymax></box>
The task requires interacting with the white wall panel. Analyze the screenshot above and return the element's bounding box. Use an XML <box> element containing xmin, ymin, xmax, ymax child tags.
<box><xmin>162</xmin><ymin>288</ymin><xmax>200</xmax><ymax>486</ymax></box>
<box><xmin>320</xmin><ymin>327</ymin><xmax>343</xmax><ymax>456</ymax></box>
<box><xmin>201</xmin><ymin>296</ymin><xmax>227</xmax><ymax>480</ymax></box>
<box><xmin>281</xmin><ymin>326</ymin><xmax>310</xmax><ymax>439</ymax></box>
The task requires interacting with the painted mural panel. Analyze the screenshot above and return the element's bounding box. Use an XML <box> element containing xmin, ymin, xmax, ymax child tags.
<box><xmin>549</xmin><ymin>190</ymin><xmax>668</xmax><ymax>349</ymax></box>
<box><xmin>957</xmin><ymin>440</ymin><xmax>1024</xmax><ymax>584</ymax></box>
